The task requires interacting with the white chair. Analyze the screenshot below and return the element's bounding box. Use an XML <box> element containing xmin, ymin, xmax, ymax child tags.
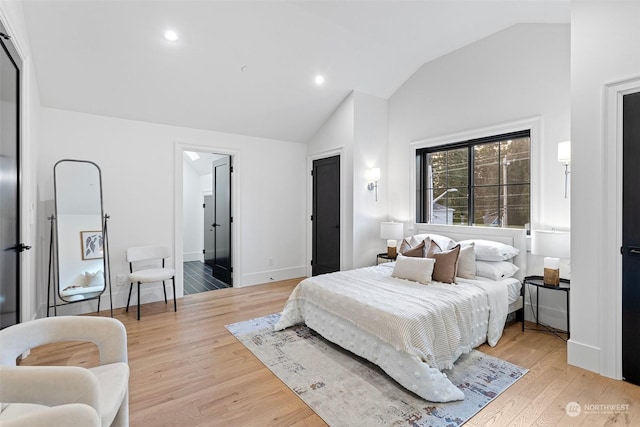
<box><xmin>126</xmin><ymin>245</ymin><xmax>176</xmax><ymax>320</ymax></box>
<box><xmin>1</xmin><ymin>403</ymin><xmax>100</xmax><ymax>427</ymax></box>
<box><xmin>0</xmin><ymin>316</ymin><xmax>129</xmax><ymax>427</ymax></box>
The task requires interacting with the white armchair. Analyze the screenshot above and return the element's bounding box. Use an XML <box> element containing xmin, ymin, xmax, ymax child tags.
<box><xmin>1</xmin><ymin>403</ymin><xmax>100</xmax><ymax>427</ymax></box>
<box><xmin>0</xmin><ymin>316</ymin><xmax>129</xmax><ymax>427</ymax></box>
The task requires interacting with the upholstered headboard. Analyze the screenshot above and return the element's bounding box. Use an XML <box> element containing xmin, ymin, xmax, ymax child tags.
<box><xmin>413</xmin><ymin>224</ymin><xmax>528</xmax><ymax>282</ymax></box>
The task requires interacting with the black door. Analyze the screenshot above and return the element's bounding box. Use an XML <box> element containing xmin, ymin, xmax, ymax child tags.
<box><xmin>212</xmin><ymin>156</ymin><xmax>232</xmax><ymax>285</ymax></box>
<box><xmin>312</xmin><ymin>155</ymin><xmax>340</xmax><ymax>276</ymax></box>
<box><xmin>0</xmin><ymin>27</ymin><xmax>24</xmax><ymax>329</ymax></box>
<box><xmin>203</xmin><ymin>195</ymin><xmax>214</xmax><ymax>268</ymax></box>
<box><xmin>622</xmin><ymin>91</ymin><xmax>640</xmax><ymax>385</ymax></box>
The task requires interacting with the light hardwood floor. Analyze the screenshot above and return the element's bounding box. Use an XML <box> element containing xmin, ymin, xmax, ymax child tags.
<box><xmin>21</xmin><ymin>278</ymin><xmax>639</xmax><ymax>426</ymax></box>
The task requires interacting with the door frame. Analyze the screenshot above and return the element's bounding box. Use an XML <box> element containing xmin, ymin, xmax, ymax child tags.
<box><xmin>602</xmin><ymin>75</ymin><xmax>640</xmax><ymax>379</ymax></box>
<box><xmin>1</xmin><ymin>12</ymin><xmax>32</xmax><ymax>325</ymax></box>
<box><xmin>174</xmin><ymin>142</ymin><xmax>240</xmax><ymax>291</ymax></box>
<box><xmin>307</xmin><ymin>149</ymin><xmax>344</xmax><ymax>277</ymax></box>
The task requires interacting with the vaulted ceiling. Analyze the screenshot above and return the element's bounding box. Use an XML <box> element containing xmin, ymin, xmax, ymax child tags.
<box><xmin>22</xmin><ymin>1</ymin><xmax>570</xmax><ymax>143</ymax></box>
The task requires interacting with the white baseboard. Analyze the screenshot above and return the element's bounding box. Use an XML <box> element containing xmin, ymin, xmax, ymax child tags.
<box><xmin>238</xmin><ymin>266</ymin><xmax>307</xmax><ymax>288</ymax></box>
<box><xmin>46</xmin><ymin>283</ymin><xmax>180</xmax><ymax>316</ymax></box>
<box><xmin>568</xmin><ymin>339</ymin><xmax>600</xmax><ymax>374</ymax></box>
<box><xmin>183</xmin><ymin>252</ymin><xmax>203</xmax><ymax>262</ymax></box>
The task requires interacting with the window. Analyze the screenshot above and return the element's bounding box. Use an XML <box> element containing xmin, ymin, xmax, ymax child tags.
<box><xmin>416</xmin><ymin>131</ymin><xmax>530</xmax><ymax>228</ymax></box>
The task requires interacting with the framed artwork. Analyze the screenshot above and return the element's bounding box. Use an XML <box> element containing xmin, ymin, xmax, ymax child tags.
<box><xmin>81</xmin><ymin>230</ymin><xmax>104</xmax><ymax>260</ymax></box>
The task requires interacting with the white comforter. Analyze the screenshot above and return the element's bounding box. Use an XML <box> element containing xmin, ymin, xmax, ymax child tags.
<box><xmin>274</xmin><ymin>264</ymin><xmax>509</xmax><ymax>402</ymax></box>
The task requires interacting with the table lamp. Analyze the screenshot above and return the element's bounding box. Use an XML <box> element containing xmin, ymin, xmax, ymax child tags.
<box><xmin>531</xmin><ymin>230</ymin><xmax>570</xmax><ymax>285</ymax></box>
<box><xmin>380</xmin><ymin>222</ymin><xmax>403</xmax><ymax>258</ymax></box>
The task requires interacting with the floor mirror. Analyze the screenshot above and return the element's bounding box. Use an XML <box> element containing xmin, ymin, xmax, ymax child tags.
<box><xmin>47</xmin><ymin>159</ymin><xmax>112</xmax><ymax>316</ymax></box>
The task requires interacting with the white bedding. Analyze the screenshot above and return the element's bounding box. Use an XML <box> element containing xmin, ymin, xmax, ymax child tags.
<box><xmin>505</xmin><ymin>277</ymin><xmax>522</xmax><ymax>304</ymax></box>
<box><xmin>274</xmin><ymin>264</ymin><xmax>512</xmax><ymax>402</ymax></box>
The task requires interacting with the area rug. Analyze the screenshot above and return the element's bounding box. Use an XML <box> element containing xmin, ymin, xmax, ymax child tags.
<box><xmin>226</xmin><ymin>313</ymin><xmax>527</xmax><ymax>427</ymax></box>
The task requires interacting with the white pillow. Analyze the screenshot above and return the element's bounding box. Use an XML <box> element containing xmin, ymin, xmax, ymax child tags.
<box><xmin>85</xmin><ymin>270</ymin><xmax>105</xmax><ymax>287</ymax></box>
<box><xmin>458</xmin><ymin>239</ymin><xmax>519</xmax><ymax>261</ymax></box>
<box><xmin>456</xmin><ymin>243</ymin><xmax>476</xmax><ymax>279</ymax></box>
<box><xmin>475</xmin><ymin>260</ymin><xmax>519</xmax><ymax>280</ymax></box>
<box><xmin>410</xmin><ymin>233</ymin><xmax>456</xmax><ymax>251</ymax></box>
<box><xmin>391</xmin><ymin>255</ymin><xmax>435</xmax><ymax>284</ymax></box>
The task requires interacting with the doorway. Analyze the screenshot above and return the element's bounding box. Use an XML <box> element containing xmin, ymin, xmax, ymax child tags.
<box><xmin>622</xmin><ymin>90</ymin><xmax>640</xmax><ymax>385</ymax></box>
<box><xmin>312</xmin><ymin>155</ymin><xmax>341</xmax><ymax>276</ymax></box>
<box><xmin>182</xmin><ymin>150</ymin><xmax>232</xmax><ymax>295</ymax></box>
<box><xmin>1</xmin><ymin>23</ymin><xmax>26</xmax><ymax>329</ymax></box>
<box><xmin>209</xmin><ymin>156</ymin><xmax>232</xmax><ymax>285</ymax></box>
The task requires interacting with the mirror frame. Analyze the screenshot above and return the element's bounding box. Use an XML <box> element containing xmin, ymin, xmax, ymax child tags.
<box><xmin>53</xmin><ymin>159</ymin><xmax>107</xmax><ymax>302</ymax></box>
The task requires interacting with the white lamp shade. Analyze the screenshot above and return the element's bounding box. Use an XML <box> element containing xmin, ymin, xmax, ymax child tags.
<box><xmin>557</xmin><ymin>141</ymin><xmax>571</xmax><ymax>163</ymax></box>
<box><xmin>366</xmin><ymin>168</ymin><xmax>381</xmax><ymax>181</ymax></box>
<box><xmin>380</xmin><ymin>221</ymin><xmax>403</xmax><ymax>240</ymax></box>
<box><xmin>531</xmin><ymin>230</ymin><xmax>570</xmax><ymax>259</ymax></box>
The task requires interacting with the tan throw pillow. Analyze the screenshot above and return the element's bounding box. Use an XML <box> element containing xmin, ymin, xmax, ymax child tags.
<box><xmin>456</xmin><ymin>243</ymin><xmax>476</xmax><ymax>279</ymax></box>
<box><xmin>401</xmin><ymin>239</ymin><xmax>426</xmax><ymax>257</ymax></box>
<box><xmin>430</xmin><ymin>244</ymin><xmax>461</xmax><ymax>284</ymax></box>
<box><xmin>400</xmin><ymin>236</ymin><xmax>431</xmax><ymax>258</ymax></box>
<box><xmin>399</xmin><ymin>238</ymin><xmax>413</xmax><ymax>254</ymax></box>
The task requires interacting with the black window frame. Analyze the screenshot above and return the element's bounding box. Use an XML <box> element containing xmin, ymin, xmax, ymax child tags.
<box><xmin>416</xmin><ymin>130</ymin><xmax>531</xmax><ymax>227</ymax></box>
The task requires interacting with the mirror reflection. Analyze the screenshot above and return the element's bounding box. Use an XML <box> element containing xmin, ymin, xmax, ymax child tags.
<box><xmin>54</xmin><ymin>160</ymin><xmax>106</xmax><ymax>302</ymax></box>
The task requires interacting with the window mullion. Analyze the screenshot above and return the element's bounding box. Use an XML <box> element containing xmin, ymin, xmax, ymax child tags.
<box><xmin>468</xmin><ymin>145</ymin><xmax>473</xmax><ymax>226</ymax></box>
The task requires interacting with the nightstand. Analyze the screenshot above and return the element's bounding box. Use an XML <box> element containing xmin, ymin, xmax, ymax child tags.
<box><xmin>523</xmin><ymin>275</ymin><xmax>570</xmax><ymax>340</ymax></box>
<box><xmin>376</xmin><ymin>253</ymin><xmax>397</xmax><ymax>265</ymax></box>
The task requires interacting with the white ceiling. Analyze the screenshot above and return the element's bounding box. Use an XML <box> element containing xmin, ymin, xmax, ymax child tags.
<box><xmin>22</xmin><ymin>1</ymin><xmax>570</xmax><ymax>143</ymax></box>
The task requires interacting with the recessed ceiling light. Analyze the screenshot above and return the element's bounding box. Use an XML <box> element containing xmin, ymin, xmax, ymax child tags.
<box><xmin>315</xmin><ymin>75</ymin><xmax>325</xmax><ymax>86</ymax></box>
<box><xmin>164</xmin><ymin>30</ymin><xmax>178</xmax><ymax>42</ymax></box>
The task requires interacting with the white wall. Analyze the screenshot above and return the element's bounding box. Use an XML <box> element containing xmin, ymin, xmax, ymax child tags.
<box><xmin>387</xmin><ymin>24</ymin><xmax>571</xmax><ymax>329</ymax></box>
<box><xmin>570</xmin><ymin>1</ymin><xmax>640</xmax><ymax>376</ymax></box>
<box><xmin>182</xmin><ymin>158</ymin><xmax>203</xmax><ymax>262</ymax></box>
<box><xmin>37</xmin><ymin>107</ymin><xmax>307</xmax><ymax>314</ymax></box>
<box><xmin>388</xmin><ymin>23</ymin><xmax>570</xmax><ymax>229</ymax></box>
<box><xmin>352</xmin><ymin>92</ymin><xmax>388</xmax><ymax>267</ymax></box>
<box><xmin>307</xmin><ymin>91</ymin><xmax>389</xmax><ymax>271</ymax></box>
<box><xmin>200</xmin><ymin>173</ymin><xmax>212</xmax><ymax>194</ymax></box>
<box><xmin>0</xmin><ymin>0</ymin><xmax>42</xmax><ymax>322</ymax></box>
<box><xmin>308</xmin><ymin>93</ymin><xmax>355</xmax><ymax>271</ymax></box>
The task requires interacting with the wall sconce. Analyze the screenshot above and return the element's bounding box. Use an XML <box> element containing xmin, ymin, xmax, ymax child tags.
<box><xmin>380</xmin><ymin>221</ymin><xmax>403</xmax><ymax>258</ymax></box>
<box><xmin>557</xmin><ymin>141</ymin><xmax>571</xmax><ymax>198</ymax></box>
<box><xmin>367</xmin><ymin>168</ymin><xmax>381</xmax><ymax>201</ymax></box>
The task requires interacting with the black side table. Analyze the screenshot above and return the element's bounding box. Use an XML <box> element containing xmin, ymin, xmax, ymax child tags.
<box><xmin>523</xmin><ymin>275</ymin><xmax>570</xmax><ymax>341</ymax></box>
<box><xmin>376</xmin><ymin>253</ymin><xmax>397</xmax><ymax>265</ymax></box>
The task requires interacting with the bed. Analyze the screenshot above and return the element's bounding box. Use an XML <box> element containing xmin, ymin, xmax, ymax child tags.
<box><xmin>274</xmin><ymin>224</ymin><xmax>526</xmax><ymax>402</ymax></box>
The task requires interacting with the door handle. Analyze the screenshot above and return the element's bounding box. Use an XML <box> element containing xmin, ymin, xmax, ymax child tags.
<box><xmin>630</xmin><ymin>248</ymin><xmax>640</xmax><ymax>255</ymax></box>
<box><xmin>212</xmin><ymin>223</ymin><xmax>220</xmax><ymax>227</ymax></box>
<box><xmin>7</xmin><ymin>243</ymin><xmax>31</xmax><ymax>252</ymax></box>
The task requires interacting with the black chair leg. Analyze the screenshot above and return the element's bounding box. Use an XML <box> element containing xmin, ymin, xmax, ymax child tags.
<box><xmin>172</xmin><ymin>277</ymin><xmax>176</xmax><ymax>312</ymax></box>
<box><xmin>163</xmin><ymin>280</ymin><xmax>168</xmax><ymax>304</ymax></box>
<box><xmin>126</xmin><ymin>283</ymin><xmax>133</xmax><ymax>312</ymax></box>
<box><xmin>137</xmin><ymin>282</ymin><xmax>141</xmax><ymax>320</ymax></box>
